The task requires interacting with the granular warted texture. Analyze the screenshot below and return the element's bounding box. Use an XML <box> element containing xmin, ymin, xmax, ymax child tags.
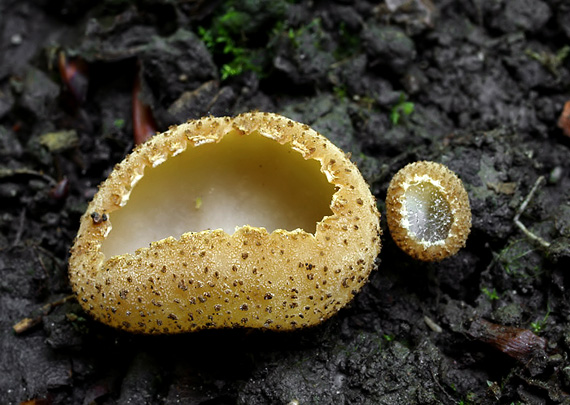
<box><xmin>386</xmin><ymin>161</ymin><xmax>471</xmax><ymax>261</ymax></box>
<box><xmin>69</xmin><ymin>112</ymin><xmax>381</xmax><ymax>334</ymax></box>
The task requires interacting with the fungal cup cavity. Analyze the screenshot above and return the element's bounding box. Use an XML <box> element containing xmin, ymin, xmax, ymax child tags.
<box><xmin>100</xmin><ymin>129</ymin><xmax>336</xmax><ymax>258</ymax></box>
<box><xmin>403</xmin><ymin>181</ymin><xmax>453</xmax><ymax>245</ymax></box>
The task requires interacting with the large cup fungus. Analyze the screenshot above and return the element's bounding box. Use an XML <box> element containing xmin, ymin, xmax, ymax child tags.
<box><xmin>69</xmin><ymin>112</ymin><xmax>381</xmax><ymax>333</ymax></box>
<box><xmin>385</xmin><ymin>161</ymin><xmax>471</xmax><ymax>261</ymax></box>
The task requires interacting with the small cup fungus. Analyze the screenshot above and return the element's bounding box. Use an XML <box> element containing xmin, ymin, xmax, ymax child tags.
<box><xmin>69</xmin><ymin>112</ymin><xmax>381</xmax><ymax>333</ymax></box>
<box><xmin>385</xmin><ymin>161</ymin><xmax>471</xmax><ymax>261</ymax></box>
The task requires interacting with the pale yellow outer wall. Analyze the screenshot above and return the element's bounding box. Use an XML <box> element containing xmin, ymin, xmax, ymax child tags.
<box><xmin>69</xmin><ymin>112</ymin><xmax>381</xmax><ymax>334</ymax></box>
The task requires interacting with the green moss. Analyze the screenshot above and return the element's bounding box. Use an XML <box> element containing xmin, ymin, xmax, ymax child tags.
<box><xmin>390</xmin><ymin>93</ymin><xmax>415</xmax><ymax>125</ymax></box>
<box><xmin>481</xmin><ymin>287</ymin><xmax>500</xmax><ymax>301</ymax></box>
<box><xmin>530</xmin><ymin>306</ymin><xmax>550</xmax><ymax>334</ymax></box>
<box><xmin>196</xmin><ymin>0</ymin><xmax>289</xmax><ymax>80</ymax></box>
<box><xmin>113</xmin><ymin>118</ymin><xmax>125</xmax><ymax>129</ymax></box>
<box><xmin>333</xmin><ymin>85</ymin><xmax>347</xmax><ymax>100</ymax></box>
<box><xmin>498</xmin><ymin>239</ymin><xmax>542</xmax><ymax>279</ymax></box>
<box><xmin>66</xmin><ymin>311</ymin><xmax>90</xmax><ymax>334</ymax></box>
<box><xmin>525</xmin><ymin>45</ymin><xmax>570</xmax><ymax>76</ymax></box>
<box><xmin>334</xmin><ymin>22</ymin><xmax>360</xmax><ymax>60</ymax></box>
<box><xmin>197</xmin><ymin>22</ymin><xmax>261</xmax><ymax>80</ymax></box>
<box><xmin>286</xmin><ymin>18</ymin><xmax>323</xmax><ymax>49</ymax></box>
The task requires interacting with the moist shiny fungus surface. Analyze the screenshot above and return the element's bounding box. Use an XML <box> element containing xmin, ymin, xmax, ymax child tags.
<box><xmin>385</xmin><ymin>161</ymin><xmax>471</xmax><ymax>261</ymax></box>
<box><xmin>69</xmin><ymin>112</ymin><xmax>381</xmax><ymax>334</ymax></box>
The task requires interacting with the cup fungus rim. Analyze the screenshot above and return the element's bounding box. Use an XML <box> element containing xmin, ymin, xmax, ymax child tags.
<box><xmin>91</xmin><ymin>115</ymin><xmax>358</xmax><ymax>259</ymax></box>
<box><xmin>385</xmin><ymin>160</ymin><xmax>471</xmax><ymax>262</ymax></box>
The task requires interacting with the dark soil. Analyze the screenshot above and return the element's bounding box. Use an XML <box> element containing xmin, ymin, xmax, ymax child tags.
<box><xmin>1</xmin><ymin>0</ymin><xmax>570</xmax><ymax>404</ymax></box>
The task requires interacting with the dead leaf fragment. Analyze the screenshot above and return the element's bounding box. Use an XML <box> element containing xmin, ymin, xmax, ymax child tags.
<box><xmin>487</xmin><ymin>182</ymin><xmax>517</xmax><ymax>195</ymax></box>
<box><xmin>558</xmin><ymin>101</ymin><xmax>570</xmax><ymax>137</ymax></box>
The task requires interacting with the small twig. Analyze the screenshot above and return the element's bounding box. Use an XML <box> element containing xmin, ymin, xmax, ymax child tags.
<box><xmin>10</xmin><ymin>208</ymin><xmax>26</xmax><ymax>248</ymax></box>
<box><xmin>429</xmin><ymin>368</ymin><xmax>457</xmax><ymax>404</ymax></box>
<box><xmin>13</xmin><ymin>294</ymin><xmax>75</xmax><ymax>334</ymax></box>
<box><xmin>33</xmin><ymin>244</ymin><xmax>65</xmax><ymax>267</ymax></box>
<box><xmin>33</xmin><ymin>247</ymin><xmax>50</xmax><ymax>275</ymax></box>
<box><xmin>513</xmin><ymin>176</ymin><xmax>550</xmax><ymax>249</ymax></box>
<box><xmin>0</xmin><ymin>167</ymin><xmax>57</xmax><ymax>185</ymax></box>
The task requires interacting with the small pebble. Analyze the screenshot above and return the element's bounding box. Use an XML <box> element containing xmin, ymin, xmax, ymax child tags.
<box><xmin>10</xmin><ymin>34</ymin><xmax>23</xmax><ymax>45</ymax></box>
<box><xmin>549</xmin><ymin>166</ymin><xmax>563</xmax><ymax>184</ymax></box>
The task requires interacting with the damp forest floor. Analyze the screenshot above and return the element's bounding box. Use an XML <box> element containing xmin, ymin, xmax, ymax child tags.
<box><xmin>1</xmin><ymin>0</ymin><xmax>570</xmax><ymax>404</ymax></box>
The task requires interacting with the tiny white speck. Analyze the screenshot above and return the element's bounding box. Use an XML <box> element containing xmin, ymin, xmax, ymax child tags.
<box><xmin>10</xmin><ymin>34</ymin><xmax>23</xmax><ymax>45</ymax></box>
